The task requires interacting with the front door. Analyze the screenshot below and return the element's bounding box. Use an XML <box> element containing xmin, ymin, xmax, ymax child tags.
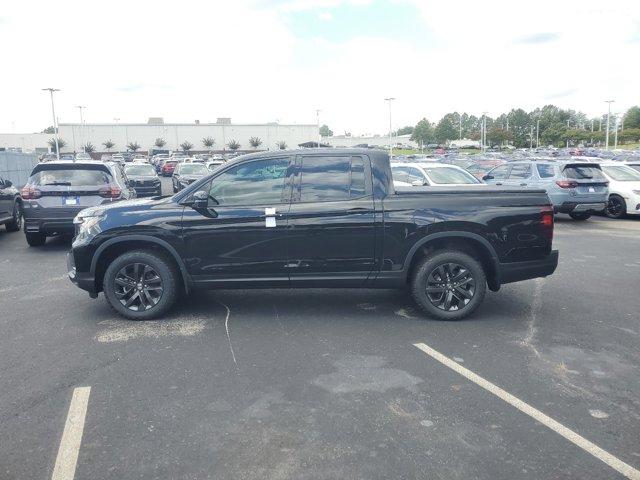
<box><xmin>180</xmin><ymin>156</ymin><xmax>294</xmax><ymax>287</ymax></box>
<box><xmin>286</xmin><ymin>154</ymin><xmax>377</xmax><ymax>286</ymax></box>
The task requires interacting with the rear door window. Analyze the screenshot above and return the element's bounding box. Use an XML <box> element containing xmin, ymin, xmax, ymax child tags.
<box><xmin>299</xmin><ymin>155</ymin><xmax>369</xmax><ymax>202</ymax></box>
<box><xmin>488</xmin><ymin>164</ymin><xmax>510</xmax><ymax>179</ymax></box>
<box><xmin>508</xmin><ymin>164</ymin><xmax>532</xmax><ymax>179</ymax></box>
<box><xmin>563</xmin><ymin>165</ymin><xmax>605</xmax><ymax>180</ymax></box>
<box><xmin>30</xmin><ymin>168</ymin><xmax>112</xmax><ymax>186</ymax></box>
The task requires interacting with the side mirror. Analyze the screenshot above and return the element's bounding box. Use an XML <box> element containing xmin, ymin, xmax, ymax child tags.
<box><xmin>482</xmin><ymin>175</ymin><xmax>493</xmax><ymax>181</ymax></box>
<box><xmin>3</xmin><ymin>179</ymin><xmax>12</xmax><ymax>188</ymax></box>
<box><xmin>411</xmin><ymin>179</ymin><xmax>425</xmax><ymax>186</ymax></box>
<box><xmin>191</xmin><ymin>190</ymin><xmax>210</xmax><ymax>210</ymax></box>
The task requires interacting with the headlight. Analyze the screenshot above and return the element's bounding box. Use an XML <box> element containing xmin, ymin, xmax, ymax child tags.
<box><xmin>72</xmin><ymin>210</ymin><xmax>105</xmax><ymax>247</ymax></box>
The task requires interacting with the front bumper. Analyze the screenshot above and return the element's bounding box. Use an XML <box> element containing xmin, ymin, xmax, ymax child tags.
<box><xmin>133</xmin><ymin>186</ymin><xmax>162</xmax><ymax>197</ymax></box>
<box><xmin>67</xmin><ymin>252</ymin><xmax>97</xmax><ymax>297</ymax></box>
<box><xmin>499</xmin><ymin>250</ymin><xmax>559</xmax><ymax>285</ymax></box>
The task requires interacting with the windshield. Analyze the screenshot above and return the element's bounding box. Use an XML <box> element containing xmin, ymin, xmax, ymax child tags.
<box><xmin>179</xmin><ymin>164</ymin><xmax>208</xmax><ymax>175</ymax></box>
<box><xmin>31</xmin><ymin>168</ymin><xmax>111</xmax><ymax>186</ymax></box>
<box><xmin>602</xmin><ymin>165</ymin><xmax>640</xmax><ymax>181</ymax></box>
<box><xmin>125</xmin><ymin>165</ymin><xmax>156</xmax><ymax>176</ymax></box>
<box><xmin>424</xmin><ymin>167</ymin><xmax>480</xmax><ymax>184</ymax></box>
<box><xmin>563</xmin><ymin>165</ymin><xmax>605</xmax><ymax>180</ymax></box>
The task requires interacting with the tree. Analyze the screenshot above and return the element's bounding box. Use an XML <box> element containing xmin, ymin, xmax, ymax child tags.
<box><xmin>83</xmin><ymin>143</ymin><xmax>95</xmax><ymax>153</ymax></box>
<box><xmin>180</xmin><ymin>141</ymin><xmax>193</xmax><ymax>152</ymax></box>
<box><xmin>227</xmin><ymin>140</ymin><xmax>240</xmax><ymax>151</ymax></box>
<box><xmin>249</xmin><ymin>136</ymin><xmax>262</xmax><ymax>148</ymax></box>
<box><xmin>396</xmin><ymin>126</ymin><xmax>414</xmax><ymax>136</ymax></box>
<box><xmin>623</xmin><ymin>106</ymin><xmax>640</xmax><ymax>130</ymax></box>
<box><xmin>410</xmin><ymin>118</ymin><xmax>434</xmax><ymax>146</ymax></box>
<box><xmin>434</xmin><ymin>117</ymin><xmax>458</xmax><ymax>143</ymax></box>
<box><xmin>202</xmin><ymin>136</ymin><xmax>215</xmax><ymax>150</ymax></box>
<box><xmin>42</xmin><ymin>126</ymin><xmax>55</xmax><ymax>134</ymax></box>
<box><xmin>126</xmin><ymin>142</ymin><xmax>141</xmax><ymax>152</ymax></box>
<box><xmin>319</xmin><ymin>124</ymin><xmax>333</xmax><ymax>137</ymax></box>
<box><xmin>154</xmin><ymin>138</ymin><xmax>167</xmax><ymax>148</ymax></box>
<box><xmin>102</xmin><ymin>140</ymin><xmax>115</xmax><ymax>151</ymax></box>
<box><xmin>276</xmin><ymin>141</ymin><xmax>287</xmax><ymax>150</ymax></box>
<box><xmin>47</xmin><ymin>137</ymin><xmax>66</xmax><ymax>153</ymax></box>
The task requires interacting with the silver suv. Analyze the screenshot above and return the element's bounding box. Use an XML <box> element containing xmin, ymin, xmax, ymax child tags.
<box><xmin>483</xmin><ymin>160</ymin><xmax>609</xmax><ymax>220</ymax></box>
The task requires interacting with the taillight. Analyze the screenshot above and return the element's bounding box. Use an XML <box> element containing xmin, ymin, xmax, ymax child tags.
<box><xmin>555</xmin><ymin>180</ymin><xmax>578</xmax><ymax>189</ymax></box>
<box><xmin>98</xmin><ymin>185</ymin><xmax>122</xmax><ymax>198</ymax></box>
<box><xmin>20</xmin><ymin>186</ymin><xmax>42</xmax><ymax>199</ymax></box>
<box><xmin>541</xmin><ymin>206</ymin><xmax>554</xmax><ymax>241</ymax></box>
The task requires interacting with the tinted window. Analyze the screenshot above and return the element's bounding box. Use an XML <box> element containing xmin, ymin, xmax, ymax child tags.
<box><xmin>300</xmin><ymin>156</ymin><xmax>351</xmax><ymax>202</ymax></box>
<box><xmin>424</xmin><ymin>167</ymin><xmax>479</xmax><ymax>184</ymax></box>
<box><xmin>508</xmin><ymin>164</ymin><xmax>531</xmax><ymax>179</ymax></box>
<box><xmin>563</xmin><ymin>165</ymin><xmax>605</xmax><ymax>180</ymax></box>
<box><xmin>209</xmin><ymin>158</ymin><xmax>289</xmax><ymax>206</ymax></box>
<box><xmin>31</xmin><ymin>168</ymin><xmax>112</xmax><ymax>186</ymax></box>
<box><xmin>536</xmin><ymin>164</ymin><xmax>555</xmax><ymax>178</ymax></box>
<box><xmin>488</xmin><ymin>165</ymin><xmax>509</xmax><ymax>179</ymax></box>
<box><xmin>350</xmin><ymin>156</ymin><xmax>366</xmax><ymax>197</ymax></box>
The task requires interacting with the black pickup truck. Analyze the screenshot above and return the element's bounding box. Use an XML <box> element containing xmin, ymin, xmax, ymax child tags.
<box><xmin>67</xmin><ymin>149</ymin><xmax>558</xmax><ymax>320</ymax></box>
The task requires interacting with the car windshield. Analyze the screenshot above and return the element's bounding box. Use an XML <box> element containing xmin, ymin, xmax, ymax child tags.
<box><xmin>563</xmin><ymin>165</ymin><xmax>605</xmax><ymax>180</ymax></box>
<box><xmin>602</xmin><ymin>165</ymin><xmax>640</xmax><ymax>181</ymax></box>
<box><xmin>424</xmin><ymin>167</ymin><xmax>480</xmax><ymax>184</ymax></box>
<box><xmin>125</xmin><ymin>165</ymin><xmax>156</xmax><ymax>176</ymax></box>
<box><xmin>179</xmin><ymin>164</ymin><xmax>207</xmax><ymax>175</ymax></box>
<box><xmin>31</xmin><ymin>168</ymin><xmax>111</xmax><ymax>186</ymax></box>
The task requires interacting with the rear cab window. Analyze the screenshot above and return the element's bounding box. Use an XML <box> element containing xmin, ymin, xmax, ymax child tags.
<box><xmin>298</xmin><ymin>155</ymin><xmax>370</xmax><ymax>202</ymax></box>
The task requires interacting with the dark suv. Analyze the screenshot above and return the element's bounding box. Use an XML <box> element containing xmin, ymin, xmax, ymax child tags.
<box><xmin>21</xmin><ymin>161</ymin><xmax>136</xmax><ymax>246</ymax></box>
<box><xmin>124</xmin><ymin>163</ymin><xmax>162</xmax><ymax>197</ymax></box>
<box><xmin>0</xmin><ymin>176</ymin><xmax>22</xmax><ymax>232</ymax></box>
<box><xmin>172</xmin><ymin>162</ymin><xmax>208</xmax><ymax>192</ymax></box>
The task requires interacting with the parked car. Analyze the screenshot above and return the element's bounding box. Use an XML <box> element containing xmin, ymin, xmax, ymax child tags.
<box><xmin>67</xmin><ymin>149</ymin><xmax>558</xmax><ymax>321</ymax></box>
<box><xmin>172</xmin><ymin>162</ymin><xmax>209</xmax><ymax>192</ymax></box>
<box><xmin>205</xmin><ymin>160</ymin><xmax>225</xmax><ymax>172</ymax></box>
<box><xmin>21</xmin><ymin>161</ymin><xmax>136</xmax><ymax>246</ymax></box>
<box><xmin>124</xmin><ymin>163</ymin><xmax>162</xmax><ymax>197</ymax></box>
<box><xmin>75</xmin><ymin>152</ymin><xmax>92</xmax><ymax>161</ymax></box>
<box><xmin>0</xmin><ymin>175</ymin><xmax>22</xmax><ymax>232</ymax></box>
<box><xmin>391</xmin><ymin>162</ymin><xmax>484</xmax><ymax>186</ymax></box>
<box><xmin>597</xmin><ymin>162</ymin><xmax>640</xmax><ymax>218</ymax></box>
<box><xmin>111</xmin><ymin>154</ymin><xmax>124</xmax><ymax>163</ymax></box>
<box><xmin>483</xmin><ymin>160</ymin><xmax>608</xmax><ymax>220</ymax></box>
<box><xmin>161</xmin><ymin>160</ymin><xmax>179</xmax><ymax>177</ymax></box>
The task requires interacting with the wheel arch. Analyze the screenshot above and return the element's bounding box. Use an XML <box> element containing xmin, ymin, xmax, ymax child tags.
<box><xmin>403</xmin><ymin>231</ymin><xmax>501</xmax><ymax>291</ymax></box>
<box><xmin>91</xmin><ymin>235</ymin><xmax>191</xmax><ymax>294</ymax></box>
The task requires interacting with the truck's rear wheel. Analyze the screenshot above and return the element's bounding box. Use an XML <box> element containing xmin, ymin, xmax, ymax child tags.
<box><xmin>25</xmin><ymin>232</ymin><xmax>46</xmax><ymax>246</ymax></box>
<box><xmin>411</xmin><ymin>250</ymin><xmax>486</xmax><ymax>321</ymax></box>
<box><xmin>103</xmin><ymin>250</ymin><xmax>178</xmax><ymax>320</ymax></box>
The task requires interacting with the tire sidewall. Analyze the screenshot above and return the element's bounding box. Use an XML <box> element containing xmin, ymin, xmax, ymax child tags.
<box><xmin>606</xmin><ymin>195</ymin><xmax>626</xmax><ymax>219</ymax></box>
<box><xmin>411</xmin><ymin>251</ymin><xmax>487</xmax><ymax>321</ymax></box>
<box><xmin>103</xmin><ymin>250</ymin><xmax>177</xmax><ymax>320</ymax></box>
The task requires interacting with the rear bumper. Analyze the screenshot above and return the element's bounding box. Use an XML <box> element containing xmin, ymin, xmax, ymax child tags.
<box><xmin>67</xmin><ymin>252</ymin><xmax>97</xmax><ymax>297</ymax></box>
<box><xmin>25</xmin><ymin>217</ymin><xmax>75</xmax><ymax>233</ymax></box>
<box><xmin>499</xmin><ymin>250</ymin><xmax>559</xmax><ymax>285</ymax></box>
<box><xmin>556</xmin><ymin>202</ymin><xmax>605</xmax><ymax>214</ymax></box>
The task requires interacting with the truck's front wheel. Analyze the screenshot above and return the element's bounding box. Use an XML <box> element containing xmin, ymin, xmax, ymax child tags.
<box><xmin>411</xmin><ymin>250</ymin><xmax>487</xmax><ymax>321</ymax></box>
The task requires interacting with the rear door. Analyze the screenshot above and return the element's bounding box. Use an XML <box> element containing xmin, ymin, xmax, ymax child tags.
<box><xmin>286</xmin><ymin>154</ymin><xmax>376</xmax><ymax>286</ymax></box>
<box><xmin>562</xmin><ymin>164</ymin><xmax>608</xmax><ymax>201</ymax></box>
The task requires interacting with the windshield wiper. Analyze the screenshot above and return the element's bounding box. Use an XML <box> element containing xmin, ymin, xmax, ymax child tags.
<box><xmin>43</xmin><ymin>181</ymin><xmax>72</xmax><ymax>186</ymax></box>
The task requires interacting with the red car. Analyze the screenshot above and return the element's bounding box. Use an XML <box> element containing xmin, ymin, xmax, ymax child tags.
<box><xmin>161</xmin><ymin>160</ymin><xmax>178</xmax><ymax>177</ymax></box>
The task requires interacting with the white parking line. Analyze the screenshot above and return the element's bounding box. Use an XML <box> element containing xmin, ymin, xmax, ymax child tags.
<box><xmin>413</xmin><ymin>343</ymin><xmax>640</xmax><ymax>480</ymax></box>
<box><xmin>51</xmin><ymin>387</ymin><xmax>91</xmax><ymax>480</ymax></box>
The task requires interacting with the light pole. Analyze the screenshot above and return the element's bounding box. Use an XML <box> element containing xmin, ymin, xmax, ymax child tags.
<box><xmin>605</xmin><ymin>100</ymin><xmax>614</xmax><ymax>149</ymax></box>
<box><xmin>42</xmin><ymin>88</ymin><xmax>61</xmax><ymax>159</ymax></box>
<box><xmin>481</xmin><ymin>112</ymin><xmax>487</xmax><ymax>152</ymax></box>
<box><xmin>536</xmin><ymin>117</ymin><xmax>540</xmax><ymax>148</ymax></box>
<box><xmin>385</xmin><ymin>97</ymin><xmax>395</xmax><ymax>157</ymax></box>
<box><xmin>315</xmin><ymin>109</ymin><xmax>321</xmax><ymax>148</ymax></box>
<box><xmin>614</xmin><ymin>114</ymin><xmax>619</xmax><ymax>149</ymax></box>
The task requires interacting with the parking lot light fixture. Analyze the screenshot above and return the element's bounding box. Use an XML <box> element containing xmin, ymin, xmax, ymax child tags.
<box><xmin>605</xmin><ymin>100</ymin><xmax>614</xmax><ymax>149</ymax></box>
<box><xmin>385</xmin><ymin>97</ymin><xmax>395</xmax><ymax>157</ymax></box>
<box><xmin>42</xmin><ymin>88</ymin><xmax>61</xmax><ymax>160</ymax></box>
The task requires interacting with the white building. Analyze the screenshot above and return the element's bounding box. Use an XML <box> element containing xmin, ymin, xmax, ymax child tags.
<box><xmin>326</xmin><ymin>134</ymin><xmax>416</xmax><ymax>149</ymax></box>
<box><xmin>0</xmin><ymin>118</ymin><xmax>319</xmax><ymax>153</ymax></box>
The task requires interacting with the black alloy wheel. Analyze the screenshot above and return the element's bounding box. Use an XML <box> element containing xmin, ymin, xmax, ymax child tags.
<box><xmin>605</xmin><ymin>195</ymin><xmax>626</xmax><ymax>219</ymax></box>
<box><xmin>425</xmin><ymin>262</ymin><xmax>476</xmax><ymax>311</ymax></box>
<box><xmin>114</xmin><ymin>263</ymin><xmax>164</xmax><ymax>311</ymax></box>
<box><xmin>6</xmin><ymin>202</ymin><xmax>22</xmax><ymax>232</ymax></box>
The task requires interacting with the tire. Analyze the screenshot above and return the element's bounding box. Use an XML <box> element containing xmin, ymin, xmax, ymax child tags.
<box><xmin>411</xmin><ymin>250</ymin><xmax>487</xmax><ymax>321</ymax></box>
<box><xmin>25</xmin><ymin>232</ymin><xmax>46</xmax><ymax>247</ymax></box>
<box><xmin>103</xmin><ymin>249</ymin><xmax>178</xmax><ymax>320</ymax></box>
<box><xmin>569</xmin><ymin>212</ymin><xmax>591</xmax><ymax>220</ymax></box>
<box><xmin>605</xmin><ymin>195</ymin><xmax>626</xmax><ymax>219</ymax></box>
<box><xmin>5</xmin><ymin>202</ymin><xmax>22</xmax><ymax>232</ymax></box>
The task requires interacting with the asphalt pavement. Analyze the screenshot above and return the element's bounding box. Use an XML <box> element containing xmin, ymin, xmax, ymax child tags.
<box><xmin>1</xmin><ymin>178</ymin><xmax>639</xmax><ymax>480</ymax></box>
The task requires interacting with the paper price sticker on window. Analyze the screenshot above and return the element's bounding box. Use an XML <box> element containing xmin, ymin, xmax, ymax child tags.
<box><xmin>265</xmin><ymin>207</ymin><xmax>277</xmax><ymax>228</ymax></box>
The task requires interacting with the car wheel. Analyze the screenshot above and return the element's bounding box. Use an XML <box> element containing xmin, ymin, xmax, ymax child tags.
<box><xmin>605</xmin><ymin>195</ymin><xmax>626</xmax><ymax>219</ymax></box>
<box><xmin>25</xmin><ymin>232</ymin><xmax>46</xmax><ymax>247</ymax></box>
<box><xmin>5</xmin><ymin>202</ymin><xmax>22</xmax><ymax>232</ymax></box>
<box><xmin>568</xmin><ymin>212</ymin><xmax>591</xmax><ymax>220</ymax></box>
<box><xmin>103</xmin><ymin>250</ymin><xmax>178</xmax><ymax>320</ymax></box>
<box><xmin>411</xmin><ymin>250</ymin><xmax>487</xmax><ymax>321</ymax></box>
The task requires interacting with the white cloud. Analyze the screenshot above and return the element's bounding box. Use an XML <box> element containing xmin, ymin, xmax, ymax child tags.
<box><xmin>1</xmin><ymin>0</ymin><xmax>639</xmax><ymax>135</ymax></box>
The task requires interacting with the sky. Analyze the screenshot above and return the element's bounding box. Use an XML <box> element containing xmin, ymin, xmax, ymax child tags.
<box><xmin>1</xmin><ymin>0</ymin><xmax>638</xmax><ymax>136</ymax></box>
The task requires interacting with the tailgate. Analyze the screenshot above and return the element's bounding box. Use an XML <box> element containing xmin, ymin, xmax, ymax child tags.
<box><xmin>562</xmin><ymin>163</ymin><xmax>608</xmax><ymax>195</ymax></box>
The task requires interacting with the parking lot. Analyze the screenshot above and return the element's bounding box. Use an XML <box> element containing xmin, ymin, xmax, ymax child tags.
<box><xmin>1</xmin><ymin>177</ymin><xmax>639</xmax><ymax>480</ymax></box>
